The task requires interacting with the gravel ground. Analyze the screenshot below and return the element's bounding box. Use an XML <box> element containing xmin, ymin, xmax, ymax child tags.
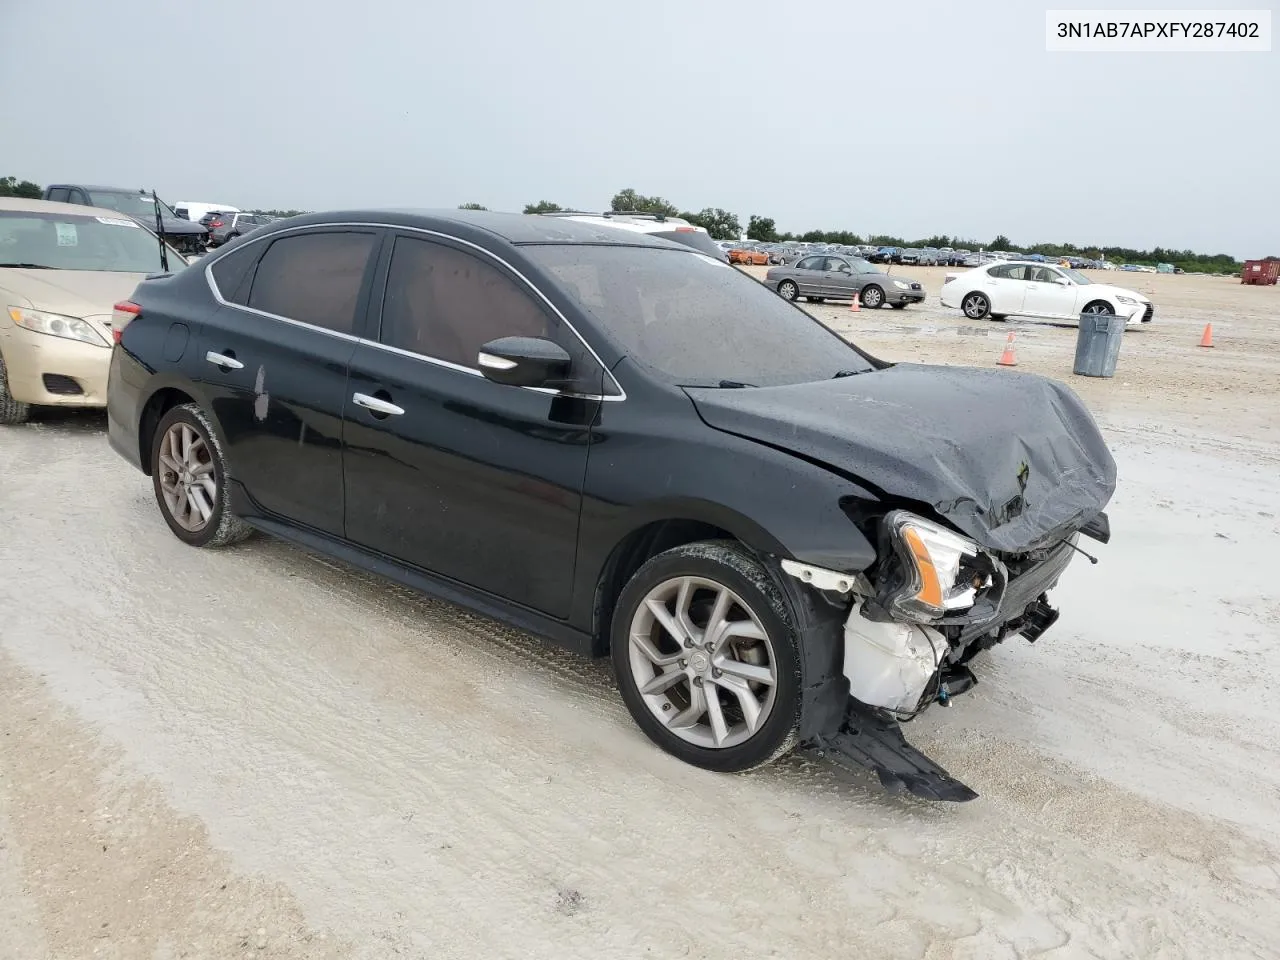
<box><xmin>2</xmin><ymin>271</ymin><xmax>1279</xmax><ymax>959</ymax></box>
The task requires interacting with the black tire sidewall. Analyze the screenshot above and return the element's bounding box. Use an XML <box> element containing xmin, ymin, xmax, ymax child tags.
<box><xmin>150</xmin><ymin>405</ymin><xmax>230</xmax><ymax>547</ymax></box>
<box><xmin>610</xmin><ymin>543</ymin><xmax>803</xmax><ymax>773</ymax></box>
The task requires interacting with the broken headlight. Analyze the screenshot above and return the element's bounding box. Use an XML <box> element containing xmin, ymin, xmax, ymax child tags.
<box><xmin>876</xmin><ymin>510</ymin><xmax>1004</xmax><ymax>625</ymax></box>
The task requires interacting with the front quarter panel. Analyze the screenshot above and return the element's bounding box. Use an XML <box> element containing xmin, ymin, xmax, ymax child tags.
<box><xmin>571</xmin><ymin>369</ymin><xmax>878</xmax><ymax>631</ymax></box>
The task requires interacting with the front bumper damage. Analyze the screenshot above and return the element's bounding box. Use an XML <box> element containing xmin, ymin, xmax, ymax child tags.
<box><xmin>779</xmin><ymin>517</ymin><xmax>1106</xmax><ymax>803</ymax></box>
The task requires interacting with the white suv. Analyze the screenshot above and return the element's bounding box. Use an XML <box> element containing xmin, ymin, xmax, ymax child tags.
<box><xmin>539</xmin><ymin>212</ymin><xmax>728</xmax><ymax>261</ymax></box>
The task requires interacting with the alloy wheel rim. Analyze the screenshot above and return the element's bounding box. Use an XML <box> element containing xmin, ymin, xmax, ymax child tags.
<box><xmin>865</xmin><ymin>288</ymin><xmax>882</xmax><ymax>306</ymax></box>
<box><xmin>158</xmin><ymin>422</ymin><xmax>217</xmax><ymax>532</ymax></box>
<box><xmin>627</xmin><ymin>576</ymin><xmax>778</xmax><ymax>749</ymax></box>
<box><xmin>781</xmin><ymin>281</ymin><xmax>797</xmax><ymax>299</ymax></box>
<box><xmin>964</xmin><ymin>294</ymin><xmax>986</xmax><ymax>317</ymax></box>
<box><xmin>1084</xmin><ymin>303</ymin><xmax>1112</xmax><ymax>315</ymax></box>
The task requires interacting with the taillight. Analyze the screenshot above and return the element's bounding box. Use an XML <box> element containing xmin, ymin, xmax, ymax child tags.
<box><xmin>111</xmin><ymin>300</ymin><xmax>140</xmax><ymax>344</ymax></box>
<box><xmin>210</xmin><ymin>219</ymin><xmax>223</xmax><ymax>228</ymax></box>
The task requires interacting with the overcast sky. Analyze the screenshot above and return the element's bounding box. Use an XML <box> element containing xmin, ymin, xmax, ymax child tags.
<box><xmin>2</xmin><ymin>0</ymin><xmax>1275</xmax><ymax>255</ymax></box>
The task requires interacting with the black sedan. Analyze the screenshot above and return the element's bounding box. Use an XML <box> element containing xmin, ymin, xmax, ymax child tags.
<box><xmin>106</xmin><ymin>209</ymin><xmax>1116</xmax><ymax>800</ymax></box>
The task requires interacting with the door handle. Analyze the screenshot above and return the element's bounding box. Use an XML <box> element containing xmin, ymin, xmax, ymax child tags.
<box><xmin>205</xmin><ymin>351</ymin><xmax>244</xmax><ymax>370</ymax></box>
<box><xmin>353</xmin><ymin>393</ymin><xmax>405</xmax><ymax>416</ymax></box>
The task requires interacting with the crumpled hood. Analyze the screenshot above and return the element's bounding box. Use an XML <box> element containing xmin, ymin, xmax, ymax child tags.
<box><xmin>686</xmin><ymin>363</ymin><xmax>1116</xmax><ymax>553</ymax></box>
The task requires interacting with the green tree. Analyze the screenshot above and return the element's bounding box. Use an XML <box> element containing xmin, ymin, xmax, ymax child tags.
<box><xmin>0</xmin><ymin>175</ymin><xmax>42</xmax><ymax>199</ymax></box>
<box><xmin>458</xmin><ymin>202</ymin><xmax>488</xmax><ymax>210</ymax></box>
<box><xmin>610</xmin><ymin>188</ymin><xmax>679</xmax><ymax>217</ymax></box>
<box><xmin>746</xmin><ymin>215</ymin><xmax>778</xmax><ymax>242</ymax></box>
<box><xmin>680</xmin><ymin>207</ymin><xmax>741</xmax><ymax>240</ymax></box>
<box><xmin>523</xmin><ymin>200</ymin><xmax>564</xmax><ymax>214</ymax></box>
<box><xmin>989</xmin><ymin>234</ymin><xmax>1012</xmax><ymax>249</ymax></box>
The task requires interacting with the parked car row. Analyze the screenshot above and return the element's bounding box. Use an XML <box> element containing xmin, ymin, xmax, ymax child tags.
<box><xmin>2</xmin><ymin>199</ymin><xmax>1119</xmax><ymax>801</ymax></box>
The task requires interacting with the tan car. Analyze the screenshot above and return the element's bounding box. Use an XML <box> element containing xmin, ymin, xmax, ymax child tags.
<box><xmin>0</xmin><ymin>197</ymin><xmax>186</xmax><ymax>424</ymax></box>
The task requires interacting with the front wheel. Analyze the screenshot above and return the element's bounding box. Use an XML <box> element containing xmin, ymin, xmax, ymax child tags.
<box><xmin>860</xmin><ymin>285</ymin><xmax>885</xmax><ymax>309</ymax></box>
<box><xmin>611</xmin><ymin>541</ymin><xmax>802</xmax><ymax>773</ymax></box>
<box><xmin>777</xmin><ymin>280</ymin><xmax>798</xmax><ymax>301</ymax></box>
<box><xmin>962</xmin><ymin>291</ymin><xmax>991</xmax><ymax>319</ymax></box>
<box><xmin>0</xmin><ymin>354</ymin><xmax>32</xmax><ymax>425</ymax></box>
<box><xmin>1082</xmin><ymin>301</ymin><xmax>1115</xmax><ymax>316</ymax></box>
<box><xmin>150</xmin><ymin>403</ymin><xmax>254</xmax><ymax>548</ymax></box>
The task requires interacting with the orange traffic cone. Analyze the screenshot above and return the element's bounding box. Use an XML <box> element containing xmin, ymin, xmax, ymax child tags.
<box><xmin>997</xmin><ymin>333</ymin><xmax>1017</xmax><ymax>366</ymax></box>
<box><xmin>850</xmin><ymin>292</ymin><xmax>860</xmax><ymax>312</ymax></box>
<box><xmin>1199</xmin><ymin>323</ymin><xmax>1214</xmax><ymax>347</ymax></box>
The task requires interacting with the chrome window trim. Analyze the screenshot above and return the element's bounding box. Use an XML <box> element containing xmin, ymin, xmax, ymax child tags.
<box><xmin>202</xmin><ymin>220</ymin><xmax>626</xmax><ymax>402</ymax></box>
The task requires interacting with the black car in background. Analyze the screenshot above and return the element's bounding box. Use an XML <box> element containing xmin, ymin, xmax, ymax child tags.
<box><xmin>42</xmin><ymin>184</ymin><xmax>208</xmax><ymax>254</ymax></box>
<box><xmin>106</xmin><ymin>210</ymin><xmax>1116</xmax><ymax>800</ymax></box>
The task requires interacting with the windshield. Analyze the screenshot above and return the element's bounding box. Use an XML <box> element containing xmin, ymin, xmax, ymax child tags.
<box><xmin>86</xmin><ymin>190</ymin><xmax>178</xmax><ymax>220</ymax></box>
<box><xmin>1062</xmin><ymin>268</ymin><xmax>1091</xmax><ymax>284</ymax></box>
<box><xmin>524</xmin><ymin>244</ymin><xmax>875</xmax><ymax>387</ymax></box>
<box><xmin>0</xmin><ymin>211</ymin><xmax>183</xmax><ymax>273</ymax></box>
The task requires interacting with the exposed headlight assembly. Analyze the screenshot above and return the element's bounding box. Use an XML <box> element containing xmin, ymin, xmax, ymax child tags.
<box><xmin>8</xmin><ymin>306</ymin><xmax>109</xmax><ymax>347</ymax></box>
<box><xmin>892</xmin><ymin>280</ymin><xmax>910</xmax><ymax>289</ymax></box>
<box><xmin>1115</xmin><ymin>295</ymin><xmax>1138</xmax><ymax>304</ymax></box>
<box><xmin>875</xmin><ymin>510</ymin><xmax>1005</xmax><ymax>625</ymax></box>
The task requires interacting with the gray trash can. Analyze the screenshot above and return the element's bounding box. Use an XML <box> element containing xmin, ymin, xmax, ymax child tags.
<box><xmin>1073</xmin><ymin>312</ymin><xmax>1127</xmax><ymax>378</ymax></box>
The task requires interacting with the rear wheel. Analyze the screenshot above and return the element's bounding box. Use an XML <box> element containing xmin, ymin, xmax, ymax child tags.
<box><xmin>150</xmin><ymin>403</ymin><xmax>254</xmax><ymax>548</ymax></box>
<box><xmin>860</xmin><ymin>285</ymin><xmax>885</xmax><ymax>309</ymax></box>
<box><xmin>890</xmin><ymin>302</ymin><xmax>908</xmax><ymax>310</ymax></box>
<box><xmin>962</xmin><ymin>291</ymin><xmax>991</xmax><ymax>319</ymax></box>
<box><xmin>0</xmin><ymin>354</ymin><xmax>31</xmax><ymax>425</ymax></box>
<box><xmin>611</xmin><ymin>541</ymin><xmax>803</xmax><ymax>773</ymax></box>
<box><xmin>990</xmin><ymin>314</ymin><xmax>1008</xmax><ymax>321</ymax></box>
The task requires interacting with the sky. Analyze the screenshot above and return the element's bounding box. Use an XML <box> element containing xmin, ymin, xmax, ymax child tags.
<box><xmin>1</xmin><ymin>0</ymin><xmax>1275</xmax><ymax>257</ymax></box>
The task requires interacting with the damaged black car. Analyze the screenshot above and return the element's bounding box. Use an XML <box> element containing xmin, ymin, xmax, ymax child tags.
<box><xmin>106</xmin><ymin>210</ymin><xmax>1115</xmax><ymax>801</ymax></box>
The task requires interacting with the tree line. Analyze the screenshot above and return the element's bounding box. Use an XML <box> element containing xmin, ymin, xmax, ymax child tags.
<box><xmin>3</xmin><ymin>175</ymin><xmax>1253</xmax><ymax>273</ymax></box>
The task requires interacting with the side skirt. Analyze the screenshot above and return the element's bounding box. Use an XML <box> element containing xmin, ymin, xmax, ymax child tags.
<box><xmin>241</xmin><ymin>514</ymin><xmax>597</xmax><ymax>659</ymax></box>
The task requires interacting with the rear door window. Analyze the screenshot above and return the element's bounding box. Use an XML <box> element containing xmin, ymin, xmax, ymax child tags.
<box><xmin>247</xmin><ymin>231</ymin><xmax>378</xmax><ymax>335</ymax></box>
<box><xmin>46</xmin><ymin>188</ymin><xmax>70</xmax><ymax>202</ymax></box>
<box><xmin>210</xmin><ymin>243</ymin><xmax>264</xmax><ymax>305</ymax></box>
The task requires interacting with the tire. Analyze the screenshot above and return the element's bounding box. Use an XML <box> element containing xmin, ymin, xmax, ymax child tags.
<box><xmin>890</xmin><ymin>302</ymin><xmax>907</xmax><ymax>310</ymax></box>
<box><xmin>860</xmin><ymin>285</ymin><xmax>885</xmax><ymax>309</ymax></box>
<box><xmin>1082</xmin><ymin>300</ymin><xmax>1114</xmax><ymax>316</ymax></box>
<box><xmin>0</xmin><ymin>353</ymin><xmax>32</xmax><ymax>425</ymax></box>
<box><xmin>777</xmin><ymin>280</ymin><xmax>799</xmax><ymax>301</ymax></box>
<box><xmin>962</xmin><ymin>291</ymin><xmax>991</xmax><ymax>319</ymax></box>
<box><xmin>150</xmin><ymin>402</ymin><xmax>254</xmax><ymax>548</ymax></box>
<box><xmin>804</xmin><ymin>296</ymin><xmax>826</xmax><ymax>303</ymax></box>
<box><xmin>990</xmin><ymin>314</ymin><xmax>1008</xmax><ymax>321</ymax></box>
<box><xmin>611</xmin><ymin>540</ymin><xmax>803</xmax><ymax>773</ymax></box>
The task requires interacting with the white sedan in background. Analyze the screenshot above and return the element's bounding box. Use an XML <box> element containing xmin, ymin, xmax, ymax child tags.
<box><xmin>940</xmin><ymin>261</ymin><xmax>1153</xmax><ymax>326</ymax></box>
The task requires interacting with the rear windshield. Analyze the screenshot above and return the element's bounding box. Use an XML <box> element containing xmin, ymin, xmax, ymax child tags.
<box><xmin>0</xmin><ymin>210</ymin><xmax>182</xmax><ymax>273</ymax></box>
<box><xmin>524</xmin><ymin>244</ymin><xmax>875</xmax><ymax>388</ymax></box>
<box><xmin>650</xmin><ymin>229</ymin><xmax>727</xmax><ymax>261</ymax></box>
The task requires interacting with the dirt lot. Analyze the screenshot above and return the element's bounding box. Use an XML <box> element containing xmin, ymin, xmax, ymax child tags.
<box><xmin>2</xmin><ymin>271</ymin><xmax>1279</xmax><ymax>959</ymax></box>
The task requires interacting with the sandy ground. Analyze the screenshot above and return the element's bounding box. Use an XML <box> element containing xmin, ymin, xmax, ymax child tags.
<box><xmin>2</xmin><ymin>271</ymin><xmax>1279</xmax><ymax>959</ymax></box>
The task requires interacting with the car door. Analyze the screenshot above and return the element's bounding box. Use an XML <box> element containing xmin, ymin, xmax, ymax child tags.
<box><xmin>341</xmin><ymin>232</ymin><xmax>603</xmax><ymax>619</ymax></box>
<box><xmin>193</xmin><ymin>227</ymin><xmax>381</xmax><ymax>536</ymax></box>
<box><xmin>1022</xmin><ymin>266</ymin><xmax>1073</xmax><ymax>318</ymax></box>
<box><xmin>824</xmin><ymin>257</ymin><xmax>858</xmax><ymax>299</ymax></box>
<box><xmin>984</xmin><ymin>264</ymin><xmax>1030</xmax><ymax>315</ymax></box>
<box><xmin>792</xmin><ymin>256</ymin><xmax>826</xmax><ymax>296</ymax></box>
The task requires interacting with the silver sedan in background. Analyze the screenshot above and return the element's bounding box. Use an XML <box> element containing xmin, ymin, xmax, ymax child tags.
<box><xmin>765</xmin><ymin>254</ymin><xmax>926</xmax><ymax>309</ymax></box>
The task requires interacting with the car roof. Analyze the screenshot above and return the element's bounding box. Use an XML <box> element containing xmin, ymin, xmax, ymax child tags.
<box><xmin>0</xmin><ymin>195</ymin><xmax>148</xmax><ymax>220</ymax></box>
<box><xmin>270</xmin><ymin>208</ymin><xmax>689</xmax><ymax>249</ymax></box>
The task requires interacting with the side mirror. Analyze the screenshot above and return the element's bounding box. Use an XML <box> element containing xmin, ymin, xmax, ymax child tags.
<box><xmin>478</xmin><ymin>336</ymin><xmax>571</xmax><ymax>389</ymax></box>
